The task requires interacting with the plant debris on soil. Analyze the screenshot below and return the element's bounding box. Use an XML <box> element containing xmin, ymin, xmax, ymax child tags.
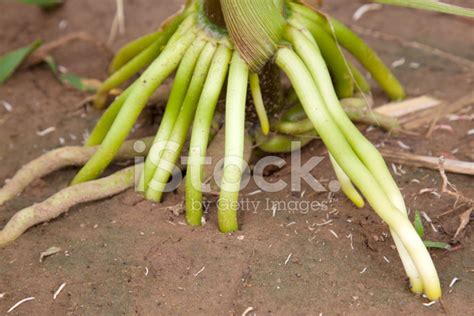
<box><xmin>0</xmin><ymin>0</ymin><xmax>473</xmax><ymax>314</ymax></box>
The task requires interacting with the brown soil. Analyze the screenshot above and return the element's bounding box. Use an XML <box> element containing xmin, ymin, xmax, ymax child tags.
<box><xmin>0</xmin><ymin>0</ymin><xmax>473</xmax><ymax>315</ymax></box>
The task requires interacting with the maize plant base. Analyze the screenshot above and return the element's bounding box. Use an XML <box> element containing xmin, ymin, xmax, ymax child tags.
<box><xmin>1</xmin><ymin>0</ymin><xmax>453</xmax><ymax>302</ymax></box>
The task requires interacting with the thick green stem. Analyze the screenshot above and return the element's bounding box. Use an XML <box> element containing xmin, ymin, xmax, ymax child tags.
<box><xmin>185</xmin><ymin>45</ymin><xmax>232</xmax><ymax>226</ymax></box>
<box><xmin>146</xmin><ymin>41</ymin><xmax>217</xmax><ymax>202</ymax></box>
<box><xmin>140</xmin><ymin>37</ymin><xmax>207</xmax><ymax>190</ymax></box>
<box><xmin>94</xmin><ymin>14</ymin><xmax>197</xmax><ymax>108</ymax></box>
<box><xmin>220</xmin><ymin>0</ymin><xmax>285</xmax><ymax>72</ymax></box>
<box><xmin>276</xmin><ymin>47</ymin><xmax>440</xmax><ymax>300</ymax></box>
<box><xmin>72</xmin><ymin>31</ymin><xmax>196</xmax><ymax>185</ymax></box>
<box><xmin>288</xmin><ymin>2</ymin><xmax>405</xmax><ymax>100</ymax></box>
<box><xmin>218</xmin><ymin>51</ymin><xmax>249</xmax><ymax>233</ymax></box>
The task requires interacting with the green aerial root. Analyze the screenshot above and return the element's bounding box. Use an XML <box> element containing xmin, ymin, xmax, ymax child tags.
<box><xmin>288</xmin><ymin>1</ymin><xmax>405</xmax><ymax>100</ymax></box>
<box><xmin>256</xmin><ymin>132</ymin><xmax>313</xmax><ymax>153</ymax></box>
<box><xmin>329</xmin><ymin>154</ymin><xmax>364</xmax><ymax>208</ymax></box>
<box><xmin>249</xmin><ymin>73</ymin><xmax>270</xmax><ymax>135</ymax></box>
<box><xmin>94</xmin><ymin>13</ymin><xmax>197</xmax><ymax>108</ymax></box>
<box><xmin>276</xmin><ymin>42</ymin><xmax>440</xmax><ymax>300</ymax></box>
<box><xmin>86</xmin><ymin>82</ymin><xmax>137</xmax><ymax>146</ymax></box>
<box><xmin>218</xmin><ymin>51</ymin><xmax>249</xmax><ymax>233</ymax></box>
<box><xmin>348</xmin><ymin>63</ymin><xmax>371</xmax><ymax>93</ymax></box>
<box><xmin>289</xmin><ymin>18</ymin><xmax>354</xmax><ymax>98</ymax></box>
<box><xmin>109</xmin><ymin>5</ymin><xmax>193</xmax><ymax>73</ymax></box>
<box><xmin>185</xmin><ymin>45</ymin><xmax>232</xmax><ymax>226</ymax></box>
<box><xmin>284</xmin><ymin>25</ymin><xmax>427</xmax><ymax>294</ymax></box>
<box><xmin>140</xmin><ymin>37</ymin><xmax>207</xmax><ymax>190</ymax></box>
<box><xmin>72</xmin><ymin>30</ymin><xmax>196</xmax><ymax>185</ymax></box>
<box><xmin>146</xmin><ymin>41</ymin><xmax>217</xmax><ymax>202</ymax></box>
<box><xmin>275</xmin><ymin>46</ymin><xmax>439</xmax><ymax>299</ymax></box>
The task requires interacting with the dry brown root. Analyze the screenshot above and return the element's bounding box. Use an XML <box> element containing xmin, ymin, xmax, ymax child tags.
<box><xmin>343</xmin><ymin>105</ymin><xmax>400</xmax><ymax>131</ymax></box>
<box><xmin>25</xmin><ymin>32</ymin><xmax>112</xmax><ymax>67</ymax></box>
<box><xmin>381</xmin><ymin>150</ymin><xmax>474</xmax><ymax>176</ymax></box>
<box><xmin>0</xmin><ymin>165</ymin><xmax>137</xmax><ymax>248</ymax></box>
<box><xmin>0</xmin><ymin>138</ymin><xmax>153</xmax><ymax>206</ymax></box>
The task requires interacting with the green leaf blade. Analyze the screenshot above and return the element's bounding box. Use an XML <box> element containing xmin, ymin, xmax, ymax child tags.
<box><xmin>414</xmin><ymin>211</ymin><xmax>425</xmax><ymax>238</ymax></box>
<box><xmin>43</xmin><ymin>55</ymin><xmax>98</xmax><ymax>92</ymax></box>
<box><xmin>374</xmin><ymin>0</ymin><xmax>474</xmax><ymax>18</ymax></box>
<box><xmin>0</xmin><ymin>40</ymin><xmax>42</xmax><ymax>85</ymax></box>
<box><xmin>424</xmin><ymin>240</ymin><xmax>452</xmax><ymax>250</ymax></box>
<box><xmin>16</xmin><ymin>0</ymin><xmax>64</xmax><ymax>9</ymax></box>
<box><xmin>60</xmin><ymin>73</ymin><xmax>86</xmax><ymax>91</ymax></box>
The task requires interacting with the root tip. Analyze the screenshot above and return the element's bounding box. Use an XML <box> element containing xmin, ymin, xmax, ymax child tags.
<box><xmin>94</xmin><ymin>92</ymin><xmax>109</xmax><ymax>109</ymax></box>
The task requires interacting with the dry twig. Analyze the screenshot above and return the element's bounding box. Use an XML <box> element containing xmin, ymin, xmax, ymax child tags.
<box><xmin>381</xmin><ymin>150</ymin><xmax>474</xmax><ymax>176</ymax></box>
<box><xmin>438</xmin><ymin>157</ymin><xmax>474</xmax><ymax>240</ymax></box>
<box><xmin>108</xmin><ymin>0</ymin><xmax>126</xmax><ymax>45</ymax></box>
<box><xmin>26</xmin><ymin>32</ymin><xmax>111</xmax><ymax>67</ymax></box>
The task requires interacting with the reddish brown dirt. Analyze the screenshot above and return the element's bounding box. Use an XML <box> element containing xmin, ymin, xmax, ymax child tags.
<box><xmin>0</xmin><ymin>0</ymin><xmax>473</xmax><ymax>315</ymax></box>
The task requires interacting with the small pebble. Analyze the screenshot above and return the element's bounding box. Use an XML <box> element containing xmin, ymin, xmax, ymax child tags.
<box><xmin>391</xmin><ymin>58</ymin><xmax>406</xmax><ymax>68</ymax></box>
<box><xmin>58</xmin><ymin>19</ymin><xmax>68</xmax><ymax>30</ymax></box>
<box><xmin>2</xmin><ymin>101</ymin><xmax>13</xmax><ymax>112</ymax></box>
